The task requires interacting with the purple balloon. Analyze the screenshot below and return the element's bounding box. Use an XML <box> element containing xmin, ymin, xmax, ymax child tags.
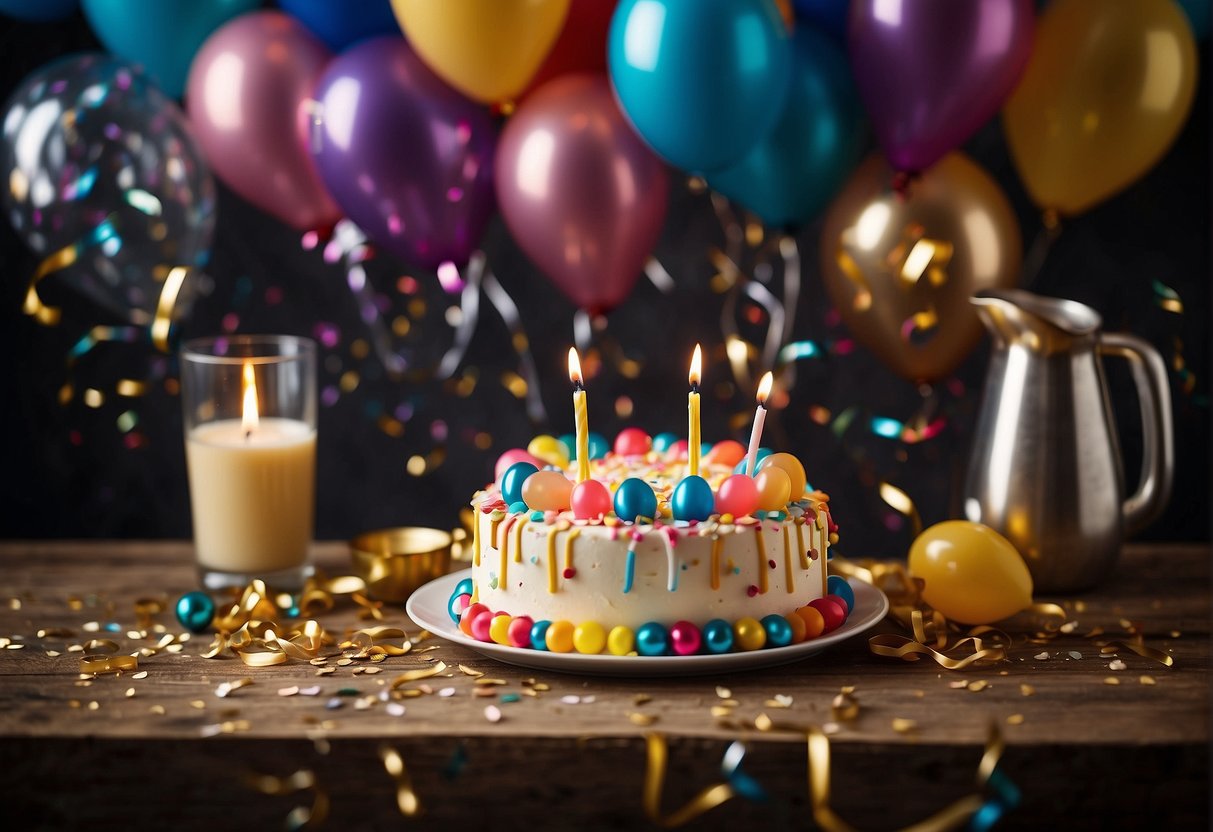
<box><xmin>313</xmin><ymin>37</ymin><xmax>496</xmax><ymax>270</ymax></box>
<box><xmin>849</xmin><ymin>0</ymin><xmax>1034</xmax><ymax>174</ymax></box>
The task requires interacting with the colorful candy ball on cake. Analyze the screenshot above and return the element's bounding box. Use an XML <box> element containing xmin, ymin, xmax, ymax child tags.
<box><xmin>499</xmin><ymin>461</ymin><xmax>539</xmax><ymax>505</ymax></box>
<box><xmin>545</xmin><ymin>620</ymin><xmax>575</xmax><ymax>652</ymax></box>
<box><xmin>808</xmin><ymin>597</ymin><xmax>846</xmax><ymax>632</ymax></box>
<box><xmin>489</xmin><ymin>613</ymin><xmax>513</xmax><ymax>645</ymax></box>
<box><xmin>826</xmin><ymin>575</ymin><xmax>855</xmax><ymax>613</ymax></box>
<box><xmin>636</xmin><ymin>621</ymin><xmax>668</xmax><ymax>656</ymax></box>
<box><xmin>522</xmin><ymin>469</ymin><xmax>573</xmax><ymax>511</ymax></box>
<box><xmin>761</xmin><ymin>613</ymin><xmax>793</xmax><ymax>647</ymax></box>
<box><xmin>529</xmin><ymin>620</ymin><xmax>551</xmax><ymax>650</ymax></box>
<box><xmin>495</xmin><ymin>448</ymin><xmax>543</xmax><ymax>481</ymax></box>
<box><xmin>573</xmin><ymin>621</ymin><xmax>607</xmax><ymax>654</ymax></box>
<box><xmin>614</xmin><ymin>427</ymin><xmax>652</xmax><ymax>456</ymax></box>
<box><xmin>470</xmin><ymin>608</ymin><xmax>495</xmax><ymax>641</ymax></box>
<box><xmin>702</xmin><ymin>618</ymin><xmax>734</xmax><ymax>653</ymax></box>
<box><xmin>733</xmin><ymin>447</ymin><xmax>772</xmax><ymax>474</ymax></box>
<box><xmin>716</xmin><ymin>474</ymin><xmax>759</xmax><ymax>518</ymax></box>
<box><xmin>607</xmin><ymin>625</ymin><xmax>635</xmax><ymax>655</ymax></box>
<box><xmin>671</xmin><ymin>475</ymin><xmax>715</xmax><ymax>522</ymax></box>
<box><xmin>461</xmin><ymin>603</ymin><xmax>489</xmax><ymax>636</ymax></box>
<box><xmin>794</xmin><ymin>604</ymin><xmax>825</xmax><ymax>639</ymax></box>
<box><xmin>733</xmin><ymin>616</ymin><xmax>767</xmax><ymax>651</ymax></box>
<box><xmin>448</xmin><ymin>591</ymin><xmax>471</xmax><ymax>623</ymax></box>
<box><xmin>175</xmin><ymin>591</ymin><xmax>215</xmax><ymax>633</ymax></box>
<box><xmin>614</xmin><ymin>477</ymin><xmax>658</xmax><ymax>523</ymax></box>
<box><xmin>528</xmin><ymin>434</ymin><xmax>569</xmax><ymax>468</ymax></box>
<box><xmin>669</xmin><ymin>620</ymin><xmax>702</xmax><ymax>655</ymax></box>
<box><xmin>754</xmin><ymin>466</ymin><xmax>792</xmax><ymax>511</ymax></box>
<box><xmin>758</xmin><ymin>453</ymin><xmax>807</xmax><ymax>501</ymax></box>
<box><xmin>571</xmin><ymin>479</ymin><xmax>612</xmax><ymax>521</ymax></box>
<box><xmin>705</xmin><ymin>439</ymin><xmax>747</xmax><ymax>468</ymax></box>
<box><xmin>784</xmin><ymin>612</ymin><xmax>807</xmax><ymax>643</ymax></box>
<box><xmin>652</xmin><ymin>432</ymin><xmax>678</xmax><ymax>453</ymax></box>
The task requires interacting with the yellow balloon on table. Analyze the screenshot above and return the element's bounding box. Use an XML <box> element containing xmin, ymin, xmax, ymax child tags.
<box><xmin>907</xmin><ymin>521</ymin><xmax>1033</xmax><ymax>625</ymax></box>
<box><xmin>390</xmin><ymin>0</ymin><xmax>570</xmax><ymax>104</ymax></box>
<box><xmin>1003</xmin><ymin>0</ymin><xmax>1197</xmax><ymax>217</ymax></box>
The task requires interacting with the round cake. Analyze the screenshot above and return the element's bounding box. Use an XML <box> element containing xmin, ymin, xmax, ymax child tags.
<box><xmin>448</xmin><ymin>434</ymin><xmax>849</xmax><ymax>656</ymax></box>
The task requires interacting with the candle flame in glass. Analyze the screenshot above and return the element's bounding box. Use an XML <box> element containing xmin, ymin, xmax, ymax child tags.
<box><xmin>689</xmin><ymin>344</ymin><xmax>702</xmax><ymax>388</ymax></box>
<box><xmin>568</xmin><ymin>347</ymin><xmax>583</xmax><ymax>386</ymax></box>
<box><xmin>241</xmin><ymin>361</ymin><xmax>260</xmax><ymax>433</ymax></box>
<box><xmin>756</xmin><ymin>371</ymin><xmax>773</xmax><ymax>407</ymax></box>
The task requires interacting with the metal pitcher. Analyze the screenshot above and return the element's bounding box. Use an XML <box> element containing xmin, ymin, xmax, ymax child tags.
<box><xmin>963</xmin><ymin>289</ymin><xmax>1174</xmax><ymax>592</ymax></box>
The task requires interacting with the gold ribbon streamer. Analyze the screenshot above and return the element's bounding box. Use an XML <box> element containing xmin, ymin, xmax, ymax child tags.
<box><xmin>23</xmin><ymin>244</ymin><xmax>78</xmax><ymax>325</ymax></box>
<box><xmin>379</xmin><ymin>745</ymin><xmax>423</xmax><ymax>817</ymax></box>
<box><xmin>247</xmin><ymin>769</ymin><xmax>329</xmax><ymax>831</ymax></box>
<box><xmin>1102</xmin><ymin>640</ymin><xmax>1175</xmax><ymax>667</ymax></box>
<box><xmin>149</xmin><ymin>265</ymin><xmax>190</xmax><ymax>353</ymax></box>
<box><xmin>643</xmin><ymin>733</ymin><xmax>736</xmax><ymax>828</ymax></box>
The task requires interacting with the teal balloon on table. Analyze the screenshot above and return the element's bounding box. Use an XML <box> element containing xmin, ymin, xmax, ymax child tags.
<box><xmin>0</xmin><ymin>0</ymin><xmax>78</xmax><ymax>22</ymax></box>
<box><xmin>81</xmin><ymin>0</ymin><xmax>259</xmax><ymax>96</ymax></box>
<box><xmin>708</xmin><ymin>26</ymin><xmax>864</xmax><ymax>227</ymax></box>
<box><xmin>607</xmin><ymin>0</ymin><xmax>792</xmax><ymax>172</ymax></box>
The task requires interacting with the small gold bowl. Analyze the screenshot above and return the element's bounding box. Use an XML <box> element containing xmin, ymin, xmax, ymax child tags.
<box><xmin>350</xmin><ymin>527</ymin><xmax>452</xmax><ymax>603</ymax></box>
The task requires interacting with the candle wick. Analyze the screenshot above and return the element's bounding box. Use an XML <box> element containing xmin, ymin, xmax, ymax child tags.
<box><xmin>691</xmin><ymin>382</ymin><xmax>699</xmax><ymax>395</ymax></box>
<box><xmin>573</xmin><ymin>380</ymin><xmax>583</xmax><ymax>393</ymax></box>
<box><xmin>244</xmin><ymin>429</ymin><xmax>252</xmax><ymax>441</ymax></box>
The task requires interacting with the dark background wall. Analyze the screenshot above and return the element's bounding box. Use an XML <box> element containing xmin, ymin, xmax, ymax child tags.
<box><xmin>0</xmin><ymin>13</ymin><xmax>1208</xmax><ymax>558</ymax></box>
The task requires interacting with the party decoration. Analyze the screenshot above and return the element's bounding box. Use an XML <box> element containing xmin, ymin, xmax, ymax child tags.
<box><xmin>908</xmin><ymin>520</ymin><xmax>1033</xmax><ymax>625</ymax></box>
<box><xmin>758</xmin><ymin>453</ymin><xmax>806</xmax><ymax>502</ymax></box>
<box><xmin>489</xmin><ymin>613</ymin><xmax>512</xmax><ymax>645</ymax></box>
<box><xmin>669</xmin><ymin>620</ymin><xmax>702</xmax><ymax>656</ymax></box>
<box><xmin>849</xmin><ymin>0</ymin><xmax>1033</xmax><ymax>174</ymax></box>
<box><xmin>807</xmin><ymin>597</ymin><xmax>844</xmax><ymax>631</ymax></box>
<box><xmin>701</xmin><ymin>619</ymin><xmax>734</xmax><ymax>653</ymax></box>
<box><xmin>186</xmin><ymin>11</ymin><xmax>339</xmax><ymax>231</ymax></box>
<box><xmin>784</xmin><ymin>612</ymin><xmax>807</xmax><ymax>643</ymax></box>
<box><xmin>652</xmin><ymin>433</ymin><xmax>677</xmax><ymax>453</ymax></box>
<box><xmin>81</xmin><ymin>0</ymin><xmax>259</xmax><ymax>98</ymax></box>
<box><xmin>760</xmin><ymin>614</ymin><xmax>792</xmax><ymax>648</ymax></box>
<box><xmin>670</xmin><ymin>475</ymin><xmax>715</xmax><ymax>522</ymax></box>
<box><xmin>499</xmin><ymin>461</ymin><xmax>539</xmax><ymax>505</ymax></box>
<box><xmin>819</xmin><ymin>152</ymin><xmax>1021</xmax><ymax>382</ymax></box>
<box><xmin>733</xmin><ymin>617</ymin><xmax>766</xmax><ymax>651</ymax></box>
<box><xmin>495</xmin><ymin>75</ymin><xmax>669</xmax><ymax>314</ymax></box>
<box><xmin>557</xmin><ymin>434</ymin><xmax>576</xmax><ymax>460</ymax></box>
<box><xmin>522</xmin><ymin>470</ymin><xmax>574</xmax><ymax>512</ymax></box>
<box><xmin>613</xmin><ymin>428</ymin><xmax>652</xmax><ymax>457</ymax></box>
<box><xmin>573</xmin><ymin>620</ymin><xmax>607</xmax><ymax>654</ymax></box>
<box><xmin>687</xmin><ymin>344</ymin><xmax>702</xmax><ymax>475</ymax></box>
<box><xmin>175</xmin><ymin>591</ymin><xmax>215</xmax><ymax>632</ymax></box>
<box><xmin>715</xmin><ymin>475</ymin><xmax>759</xmax><ymax>518</ymax></box>
<box><xmin>2</xmin><ymin>54</ymin><xmax>215</xmax><ymax>332</ymax></box>
<box><xmin>280</xmin><ymin>0</ymin><xmax>399</xmax><ymax>51</ymax></box>
<box><xmin>708</xmin><ymin>25</ymin><xmax>863</xmax><ymax>227</ymax></box>
<box><xmin>614</xmin><ymin>477</ymin><xmax>658</xmax><ymax>523</ymax></box>
<box><xmin>390</xmin><ymin>0</ymin><xmax>569</xmax><ymax>103</ymax></box>
<box><xmin>459</xmin><ymin>603</ymin><xmax>488</xmax><ymax>636</ymax></box>
<box><xmin>314</xmin><ymin>37</ymin><xmax>497</xmax><ymax>270</ymax></box>
<box><xmin>608</xmin><ymin>0</ymin><xmax>791</xmax><ymax>172</ymax></box>
<box><xmin>571</xmin><ymin>480</ymin><xmax>612</xmax><ymax>521</ymax></box>
<box><xmin>448</xmin><ymin>592</ymin><xmax>470</xmax><ymax>623</ymax></box>
<box><xmin>567</xmin><ymin>349</ymin><xmax>591</xmax><ymax>481</ymax></box>
<box><xmin>529</xmin><ymin>620</ymin><xmax>551</xmax><ymax>650</ymax></box>
<box><xmin>706</xmin><ymin>440</ymin><xmax>747</xmax><ymax>470</ymax></box>
<box><xmin>754</xmin><ymin>467</ymin><xmax>792</xmax><ymax>512</ymax></box>
<box><xmin>793</xmin><ymin>605</ymin><xmax>825</xmax><ymax>639</ymax></box>
<box><xmin>826</xmin><ymin>575</ymin><xmax>854</xmax><ymax>613</ymax></box>
<box><xmin>745</xmin><ymin>373</ymin><xmax>773</xmax><ymax>476</ymax></box>
<box><xmin>607</xmin><ymin>624</ymin><xmax>636</xmax><ymax>656</ymax></box>
<box><xmin>495</xmin><ymin>449</ymin><xmax>545</xmax><ymax>482</ymax></box>
<box><xmin>587</xmin><ymin>432</ymin><xmax>609</xmax><ymax>460</ymax></box>
<box><xmin>545</xmin><ymin>620</ymin><xmax>576</xmax><ymax>652</ymax></box>
<box><xmin>0</xmin><ymin>0</ymin><xmax>77</xmax><ymax>22</ymax></box>
<box><xmin>1003</xmin><ymin>0</ymin><xmax>1197</xmax><ymax>216</ymax></box>
<box><xmin>733</xmin><ymin>448</ymin><xmax>772</xmax><ymax>475</ymax></box>
<box><xmin>521</xmin><ymin>0</ymin><xmax>617</xmax><ymax>100</ymax></box>
<box><xmin>527</xmin><ymin>435</ymin><xmax>570</xmax><ymax>468</ymax></box>
<box><xmin>507</xmin><ymin>616</ymin><xmax>535</xmax><ymax>648</ymax></box>
<box><xmin>635</xmin><ymin>621</ymin><xmax>668</xmax><ymax>656</ymax></box>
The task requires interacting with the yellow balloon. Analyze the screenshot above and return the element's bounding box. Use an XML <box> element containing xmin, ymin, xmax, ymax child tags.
<box><xmin>908</xmin><ymin>521</ymin><xmax>1033</xmax><ymax>625</ymax></box>
<box><xmin>527</xmin><ymin>434</ymin><xmax>569</xmax><ymax>468</ymax></box>
<box><xmin>754</xmin><ymin>467</ymin><xmax>792</xmax><ymax>512</ymax></box>
<box><xmin>391</xmin><ymin>0</ymin><xmax>570</xmax><ymax>104</ymax></box>
<box><xmin>758</xmin><ymin>453</ymin><xmax>806</xmax><ymax>501</ymax></box>
<box><xmin>1003</xmin><ymin>0</ymin><xmax>1197</xmax><ymax>216</ymax></box>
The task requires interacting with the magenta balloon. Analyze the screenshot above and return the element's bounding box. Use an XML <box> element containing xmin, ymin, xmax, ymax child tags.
<box><xmin>495</xmin><ymin>74</ymin><xmax>669</xmax><ymax>314</ymax></box>
<box><xmin>849</xmin><ymin>0</ymin><xmax>1034</xmax><ymax>173</ymax></box>
<box><xmin>313</xmin><ymin>37</ymin><xmax>497</xmax><ymax>270</ymax></box>
<box><xmin>186</xmin><ymin>11</ymin><xmax>339</xmax><ymax>230</ymax></box>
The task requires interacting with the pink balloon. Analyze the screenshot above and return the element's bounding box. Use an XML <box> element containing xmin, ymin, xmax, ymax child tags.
<box><xmin>614</xmin><ymin>427</ymin><xmax>652</xmax><ymax>457</ymax></box>
<box><xmin>495</xmin><ymin>448</ymin><xmax>545</xmax><ymax>482</ymax></box>
<box><xmin>665</xmin><ymin>439</ymin><xmax>689</xmax><ymax>461</ymax></box>
<box><xmin>849</xmin><ymin>0</ymin><xmax>1034</xmax><ymax>174</ymax></box>
<box><xmin>495</xmin><ymin>74</ymin><xmax>670</xmax><ymax>314</ymax></box>
<box><xmin>186</xmin><ymin>11</ymin><xmax>339</xmax><ymax>230</ymax></box>
<box><xmin>715</xmin><ymin>474</ymin><xmax>759</xmax><ymax>518</ymax></box>
<box><xmin>571</xmin><ymin>479</ymin><xmax>612</xmax><ymax>521</ymax></box>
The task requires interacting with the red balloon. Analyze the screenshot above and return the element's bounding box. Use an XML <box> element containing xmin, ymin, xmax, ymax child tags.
<box><xmin>520</xmin><ymin>0</ymin><xmax>617</xmax><ymax>101</ymax></box>
<box><xmin>571</xmin><ymin>479</ymin><xmax>612</xmax><ymax>521</ymax></box>
<box><xmin>495</xmin><ymin>74</ymin><xmax>670</xmax><ymax>314</ymax></box>
<box><xmin>614</xmin><ymin>428</ymin><xmax>652</xmax><ymax>457</ymax></box>
<box><xmin>186</xmin><ymin>11</ymin><xmax>339</xmax><ymax>230</ymax></box>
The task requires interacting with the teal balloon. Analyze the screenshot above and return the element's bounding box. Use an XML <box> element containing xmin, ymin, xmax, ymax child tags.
<box><xmin>588</xmin><ymin>431</ymin><xmax>609</xmax><ymax>460</ymax></box>
<box><xmin>652</xmin><ymin>432</ymin><xmax>678</xmax><ymax>453</ymax></box>
<box><xmin>499</xmin><ymin>461</ymin><xmax>538</xmax><ymax>505</ymax></box>
<box><xmin>613</xmin><ymin>477</ymin><xmax>658</xmax><ymax>522</ymax></box>
<box><xmin>1178</xmin><ymin>0</ymin><xmax>1210</xmax><ymax>39</ymax></box>
<box><xmin>608</xmin><ymin>0</ymin><xmax>792</xmax><ymax>172</ymax></box>
<box><xmin>0</xmin><ymin>0</ymin><xmax>78</xmax><ymax>22</ymax></box>
<box><xmin>557</xmin><ymin>433</ymin><xmax>576</xmax><ymax>459</ymax></box>
<box><xmin>708</xmin><ymin>26</ymin><xmax>864</xmax><ymax>227</ymax></box>
<box><xmin>702</xmin><ymin>618</ymin><xmax>734</xmax><ymax>653</ymax></box>
<box><xmin>671</xmin><ymin>475</ymin><xmax>715</xmax><ymax>522</ymax></box>
<box><xmin>81</xmin><ymin>0</ymin><xmax>259</xmax><ymax>97</ymax></box>
<box><xmin>733</xmin><ymin>447</ymin><xmax>773</xmax><ymax>474</ymax></box>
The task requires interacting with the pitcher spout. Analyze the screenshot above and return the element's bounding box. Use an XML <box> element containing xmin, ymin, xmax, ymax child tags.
<box><xmin>972</xmin><ymin>288</ymin><xmax>1102</xmax><ymax>351</ymax></box>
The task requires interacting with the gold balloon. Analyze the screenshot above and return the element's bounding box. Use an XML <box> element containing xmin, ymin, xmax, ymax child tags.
<box><xmin>1003</xmin><ymin>0</ymin><xmax>1197</xmax><ymax>216</ymax></box>
<box><xmin>391</xmin><ymin>0</ymin><xmax>570</xmax><ymax>104</ymax></box>
<box><xmin>754</xmin><ymin>467</ymin><xmax>792</xmax><ymax>512</ymax></box>
<box><xmin>819</xmin><ymin>152</ymin><xmax>1021</xmax><ymax>383</ymax></box>
<box><xmin>908</xmin><ymin>521</ymin><xmax>1033</xmax><ymax>625</ymax></box>
<box><xmin>758</xmin><ymin>453</ymin><xmax>806</xmax><ymax>501</ymax></box>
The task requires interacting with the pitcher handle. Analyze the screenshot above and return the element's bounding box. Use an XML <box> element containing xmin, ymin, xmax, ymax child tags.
<box><xmin>1098</xmin><ymin>333</ymin><xmax>1174</xmax><ymax>536</ymax></box>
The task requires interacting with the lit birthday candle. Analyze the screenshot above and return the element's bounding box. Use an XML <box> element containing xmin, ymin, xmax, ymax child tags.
<box><xmin>745</xmin><ymin>372</ymin><xmax>773</xmax><ymax>477</ymax></box>
<box><xmin>687</xmin><ymin>344</ymin><xmax>702</xmax><ymax>476</ymax></box>
<box><xmin>568</xmin><ymin>348</ymin><xmax>591</xmax><ymax>483</ymax></box>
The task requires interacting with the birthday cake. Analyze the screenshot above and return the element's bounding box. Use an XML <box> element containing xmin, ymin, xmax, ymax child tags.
<box><xmin>448</xmin><ymin>430</ymin><xmax>850</xmax><ymax>656</ymax></box>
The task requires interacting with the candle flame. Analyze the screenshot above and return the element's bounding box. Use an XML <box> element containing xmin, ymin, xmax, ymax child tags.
<box><xmin>688</xmin><ymin>344</ymin><xmax>702</xmax><ymax>386</ymax></box>
<box><xmin>241</xmin><ymin>361</ymin><xmax>260</xmax><ymax>433</ymax></box>
<box><xmin>756</xmin><ymin>371</ymin><xmax>773</xmax><ymax>406</ymax></box>
<box><xmin>568</xmin><ymin>347</ymin><xmax>582</xmax><ymax>385</ymax></box>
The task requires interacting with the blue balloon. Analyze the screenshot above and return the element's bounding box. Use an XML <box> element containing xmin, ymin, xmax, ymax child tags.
<box><xmin>1178</xmin><ymin>0</ymin><xmax>1210</xmax><ymax>39</ymax></box>
<box><xmin>708</xmin><ymin>26</ymin><xmax>864</xmax><ymax>227</ymax></box>
<box><xmin>588</xmin><ymin>431</ymin><xmax>609</xmax><ymax>460</ymax></box>
<box><xmin>791</xmin><ymin>0</ymin><xmax>849</xmax><ymax>42</ymax></box>
<box><xmin>613</xmin><ymin>477</ymin><xmax>658</xmax><ymax>523</ymax></box>
<box><xmin>608</xmin><ymin>0</ymin><xmax>792</xmax><ymax>172</ymax></box>
<box><xmin>0</xmin><ymin>0</ymin><xmax>78</xmax><ymax>22</ymax></box>
<box><xmin>702</xmin><ymin>618</ymin><xmax>734</xmax><ymax>653</ymax></box>
<box><xmin>671</xmin><ymin>475</ymin><xmax>715</xmax><ymax>522</ymax></box>
<box><xmin>734</xmin><ymin>447</ymin><xmax>773</xmax><ymax>474</ymax></box>
<box><xmin>81</xmin><ymin>0</ymin><xmax>259</xmax><ymax>97</ymax></box>
<box><xmin>499</xmin><ymin>461</ymin><xmax>538</xmax><ymax>505</ymax></box>
<box><xmin>827</xmin><ymin>575</ymin><xmax>855</xmax><ymax>614</ymax></box>
<box><xmin>279</xmin><ymin>0</ymin><xmax>400</xmax><ymax>51</ymax></box>
<box><xmin>652</xmin><ymin>432</ymin><xmax>678</xmax><ymax>453</ymax></box>
<box><xmin>636</xmin><ymin>622</ymin><xmax>669</xmax><ymax>656</ymax></box>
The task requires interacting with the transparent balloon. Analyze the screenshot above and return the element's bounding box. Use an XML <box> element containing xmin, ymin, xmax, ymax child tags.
<box><xmin>2</xmin><ymin>54</ymin><xmax>216</xmax><ymax>330</ymax></box>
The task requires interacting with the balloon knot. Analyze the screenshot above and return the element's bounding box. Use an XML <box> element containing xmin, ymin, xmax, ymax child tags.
<box><xmin>891</xmin><ymin>170</ymin><xmax>920</xmax><ymax>198</ymax></box>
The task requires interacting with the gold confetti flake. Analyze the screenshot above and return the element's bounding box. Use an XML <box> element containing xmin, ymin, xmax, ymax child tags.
<box><xmin>1034</xmin><ymin>652</ymin><xmax>1050</xmax><ymax>660</ymax></box>
<box><xmin>124</xmin><ymin>688</ymin><xmax>136</xmax><ymax>698</ymax></box>
<box><xmin>1060</xmin><ymin>621</ymin><xmax>1078</xmax><ymax>634</ymax></box>
<box><xmin>1103</xmin><ymin>677</ymin><xmax>1121</xmax><ymax>686</ymax></box>
<box><xmin>278</xmin><ymin>686</ymin><xmax>300</xmax><ymax>697</ymax></box>
<box><xmin>949</xmin><ymin>680</ymin><xmax>969</xmax><ymax>689</ymax></box>
<box><xmin>190</xmin><ymin>700</ymin><xmax>207</xmax><ymax>709</ymax></box>
<box><xmin>1140</xmin><ymin>675</ymin><xmax>1157</xmax><ymax>686</ymax></box>
<box><xmin>891</xmin><ymin>718</ymin><xmax>917</xmax><ymax>734</ymax></box>
<box><xmin>633</xmin><ymin>693</ymin><xmax>651</xmax><ymax>706</ymax></box>
<box><xmin>628</xmin><ymin>712</ymin><xmax>659</xmax><ymax>726</ymax></box>
<box><xmin>458</xmin><ymin>664</ymin><xmax>484</xmax><ymax>677</ymax></box>
<box><xmin>1006</xmin><ymin>714</ymin><xmax>1025</xmax><ymax>726</ymax></box>
<box><xmin>474</xmin><ymin>678</ymin><xmax>507</xmax><ymax>686</ymax></box>
<box><xmin>149</xmin><ymin>705</ymin><xmax>166</xmax><ymax>715</ymax></box>
<box><xmin>133</xmin><ymin>671</ymin><xmax>148</xmax><ymax>680</ymax></box>
<box><xmin>764</xmin><ymin>695</ymin><xmax>794</xmax><ymax>709</ymax></box>
<box><xmin>710</xmin><ymin>706</ymin><xmax>734</xmax><ymax>718</ymax></box>
<box><xmin>87</xmin><ymin>701</ymin><xmax>100</xmax><ymax>711</ymax></box>
<box><xmin>1108</xmin><ymin>659</ymin><xmax>1127</xmax><ymax>671</ymax></box>
<box><xmin>831</xmin><ymin>692</ymin><xmax>859</xmax><ymax>722</ymax></box>
<box><xmin>1020</xmin><ymin>684</ymin><xmax>1036</xmax><ymax>697</ymax></box>
<box><xmin>967</xmin><ymin>680</ymin><xmax>989</xmax><ymax>692</ymax></box>
<box><xmin>715</xmin><ymin>686</ymin><xmax>732</xmax><ymax>699</ymax></box>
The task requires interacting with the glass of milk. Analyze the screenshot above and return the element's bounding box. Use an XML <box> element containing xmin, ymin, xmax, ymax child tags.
<box><xmin>181</xmin><ymin>335</ymin><xmax>317</xmax><ymax>590</ymax></box>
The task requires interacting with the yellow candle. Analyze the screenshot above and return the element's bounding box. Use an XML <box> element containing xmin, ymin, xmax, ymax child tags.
<box><xmin>688</xmin><ymin>344</ymin><xmax>702</xmax><ymax>476</ymax></box>
<box><xmin>569</xmin><ymin>348</ymin><xmax>590</xmax><ymax>482</ymax></box>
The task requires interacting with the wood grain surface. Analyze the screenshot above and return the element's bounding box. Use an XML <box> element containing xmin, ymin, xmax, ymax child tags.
<box><xmin>0</xmin><ymin>541</ymin><xmax>1207</xmax><ymax>830</ymax></box>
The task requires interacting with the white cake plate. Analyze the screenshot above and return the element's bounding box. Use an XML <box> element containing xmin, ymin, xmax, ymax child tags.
<box><xmin>406</xmin><ymin>569</ymin><xmax>889</xmax><ymax>677</ymax></box>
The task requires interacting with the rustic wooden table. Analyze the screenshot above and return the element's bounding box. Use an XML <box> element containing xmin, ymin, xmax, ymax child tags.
<box><xmin>0</xmin><ymin>541</ymin><xmax>1206</xmax><ymax>830</ymax></box>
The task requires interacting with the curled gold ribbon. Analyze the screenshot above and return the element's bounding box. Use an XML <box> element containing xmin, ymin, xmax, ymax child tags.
<box><xmin>643</xmin><ymin>733</ymin><xmax>736</xmax><ymax>828</ymax></box>
<box><xmin>80</xmin><ymin>654</ymin><xmax>138</xmax><ymax>674</ymax></box>
<box><xmin>380</xmin><ymin>745</ymin><xmax>423</xmax><ymax>817</ymax></box>
<box><xmin>1102</xmin><ymin>639</ymin><xmax>1175</xmax><ymax>667</ymax></box>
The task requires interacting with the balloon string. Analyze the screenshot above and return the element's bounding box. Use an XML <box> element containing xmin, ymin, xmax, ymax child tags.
<box><xmin>1019</xmin><ymin>214</ymin><xmax>1062</xmax><ymax>288</ymax></box>
<box><xmin>436</xmin><ymin>251</ymin><xmax>485</xmax><ymax>380</ymax></box>
<box><xmin>482</xmin><ymin>267</ymin><xmax>547</xmax><ymax>424</ymax></box>
<box><xmin>644</xmin><ymin>256</ymin><xmax>676</xmax><ymax>294</ymax></box>
<box><xmin>744</xmin><ymin>280</ymin><xmax>784</xmax><ymax>378</ymax></box>
<box><xmin>331</xmin><ymin>219</ymin><xmax>406</xmax><ymax>378</ymax></box>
